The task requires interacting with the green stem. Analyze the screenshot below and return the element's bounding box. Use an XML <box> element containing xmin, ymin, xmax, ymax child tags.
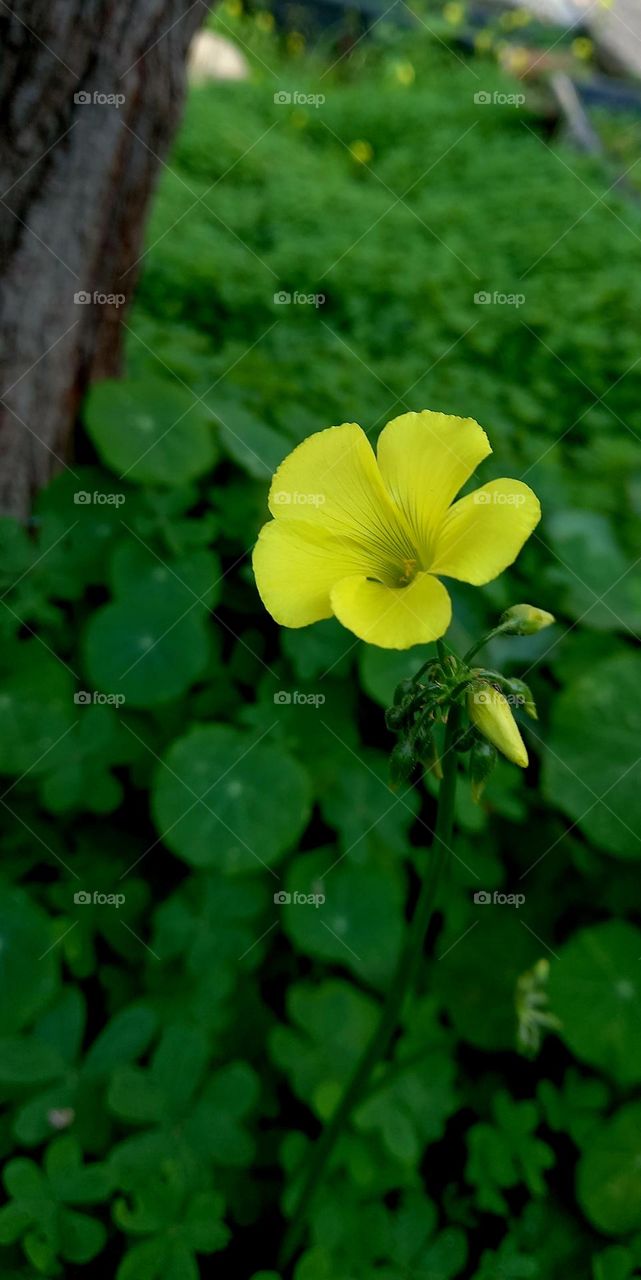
<box><xmin>278</xmin><ymin>708</ymin><xmax>461</xmax><ymax>1269</ymax></box>
<box><xmin>463</xmin><ymin>623</ymin><xmax>507</xmax><ymax>666</ymax></box>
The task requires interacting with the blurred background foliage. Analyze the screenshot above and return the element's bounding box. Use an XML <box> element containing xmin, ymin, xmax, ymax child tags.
<box><xmin>2</xmin><ymin>2</ymin><xmax>641</xmax><ymax>1276</ymax></box>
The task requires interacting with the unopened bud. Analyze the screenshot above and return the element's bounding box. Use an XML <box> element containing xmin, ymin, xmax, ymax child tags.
<box><xmin>468</xmin><ymin>682</ymin><xmax>528</xmax><ymax>769</ymax></box>
<box><xmin>389</xmin><ymin>737</ymin><xmax>416</xmax><ymax>788</ymax></box>
<box><xmin>499</xmin><ymin>604</ymin><xmax>555</xmax><ymax>636</ymax></box>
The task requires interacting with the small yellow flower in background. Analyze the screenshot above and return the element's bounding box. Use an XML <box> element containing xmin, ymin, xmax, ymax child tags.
<box><xmin>349</xmin><ymin>139</ymin><xmax>374</xmax><ymax>165</ymax></box>
<box><xmin>253</xmin><ymin>410</ymin><xmax>540</xmax><ymax>650</ymax></box>
<box><xmin>255</xmin><ymin>9</ymin><xmax>274</xmax><ymax>31</ymax></box>
<box><xmin>500</xmin><ymin>7</ymin><xmax>531</xmax><ymax>29</ymax></box>
<box><xmin>474</xmin><ymin>31</ymin><xmax>493</xmax><ymax>53</ymax></box>
<box><xmin>443</xmin><ymin>2</ymin><xmax>464</xmax><ymax>26</ymax></box>
<box><xmin>571</xmin><ymin>36</ymin><xmax>593</xmax><ymax>61</ymax></box>
<box><xmin>224</xmin><ymin>0</ymin><xmax>242</xmax><ymax>15</ymax></box>
<box><xmin>286</xmin><ymin>30</ymin><xmax>305</xmax><ymax>55</ymax></box>
<box><xmin>468</xmin><ymin>683</ymin><xmax>529</xmax><ymax>768</ymax></box>
<box><xmin>393</xmin><ymin>61</ymin><xmax>416</xmax><ymax>86</ymax></box>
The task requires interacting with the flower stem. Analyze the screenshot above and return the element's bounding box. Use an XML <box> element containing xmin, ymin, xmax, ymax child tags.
<box><xmin>278</xmin><ymin>707</ymin><xmax>461</xmax><ymax>1269</ymax></box>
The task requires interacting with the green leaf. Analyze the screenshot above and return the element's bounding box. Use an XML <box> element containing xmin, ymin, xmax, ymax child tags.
<box><xmin>0</xmin><ymin>642</ymin><xmax>74</xmax><ymax>778</ymax></box>
<box><xmin>0</xmin><ymin>1037</ymin><xmax>63</xmax><ymax>1086</ymax></box>
<box><xmin>281</xmin><ymin>850</ymin><xmax>405</xmax><ymax>986</ymax></box>
<box><xmin>83</xmin><ymin>1004</ymin><xmax>157</xmax><ymax>1078</ymax></box>
<box><xmin>549</xmin><ymin>921</ymin><xmax>641</xmax><ymax>1086</ymax></box>
<box><xmin>0</xmin><ymin>887</ymin><xmax>58</xmax><ymax>1032</ymax></box>
<box><xmin>435</xmin><ymin>914</ymin><xmax>539</xmax><ymax>1050</ymax></box>
<box><xmin>84</xmin><ymin>378</ymin><xmax>217</xmax><ymax>486</ymax></box>
<box><xmin>543</xmin><ymin>652</ymin><xmax>641</xmax><ymax>858</ymax></box>
<box><xmin>215</xmin><ymin>403</ymin><xmax>290</xmax><ymax>479</ymax></box>
<box><xmin>578</xmin><ymin>1102</ymin><xmax>641</xmax><ymax>1235</ymax></box>
<box><xmin>152</xmin><ymin>724</ymin><xmax>312</xmax><ymax>871</ymax></box>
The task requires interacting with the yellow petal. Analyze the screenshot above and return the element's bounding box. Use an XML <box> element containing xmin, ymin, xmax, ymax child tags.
<box><xmin>268</xmin><ymin>422</ymin><xmax>417</xmax><ymax>582</ymax></box>
<box><xmin>468</xmin><ymin>685</ymin><xmax>529</xmax><ymax>768</ymax></box>
<box><xmin>429</xmin><ymin>478</ymin><xmax>540</xmax><ymax>585</ymax></box>
<box><xmin>376</xmin><ymin>410</ymin><xmax>491</xmax><ymax>563</ymax></box>
<box><xmin>330</xmin><ymin>571</ymin><xmax>451</xmax><ymax>649</ymax></box>
<box><xmin>253</xmin><ymin>519</ymin><xmax>370</xmax><ymax>628</ymax></box>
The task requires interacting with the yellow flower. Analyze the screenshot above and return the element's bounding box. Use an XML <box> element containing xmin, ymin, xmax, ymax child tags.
<box><xmin>252</xmin><ymin>410</ymin><xmax>540</xmax><ymax>650</ymax></box>
<box><xmin>393</xmin><ymin>61</ymin><xmax>415</xmax><ymax>86</ymax></box>
<box><xmin>349</xmin><ymin>140</ymin><xmax>373</xmax><ymax>165</ymax></box>
<box><xmin>468</xmin><ymin>683</ymin><xmax>528</xmax><ymax>768</ymax></box>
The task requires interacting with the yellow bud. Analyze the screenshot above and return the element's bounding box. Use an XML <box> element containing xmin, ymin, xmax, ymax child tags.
<box><xmin>571</xmin><ymin>36</ymin><xmax>593</xmax><ymax>60</ymax></box>
<box><xmin>349</xmin><ymin>139</ymin><xmax>373</xmax><ymax>165</ymax></box>
<box><xmin>500</xmin><ymin>604</ymin><xmax>555</xmax><ymax>636</ymax></box>
<box><xmin>393</xmin><ymin>60</ymin><xmax>415</xmax><ymax>86</ymax></box>
<box><xmin>256</xmin><ymin>10</ymin><xmax>274</xmax><ymax>30</ymax></box>
<box><xmin>443</xmin><ymin>2</ymin><xmax>464</xmax><ymax>26</ymax></box>
<box><xmin>468</xmin><ymin>684</ymin><xmax>528</xmax><ymax>769</ymax></box>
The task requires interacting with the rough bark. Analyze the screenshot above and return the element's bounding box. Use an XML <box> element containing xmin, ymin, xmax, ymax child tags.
<box><xmin>0</xmin><ymin>0</ymin><xmax>210</xmax><ymax>517</ymax></box>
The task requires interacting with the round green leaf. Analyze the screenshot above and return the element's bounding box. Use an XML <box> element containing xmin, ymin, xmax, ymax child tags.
<box><xmin>549</xmin><ymin>921</ymin><xmax>641</xmax><ymax>1086</ymax></box>
<box><xmin>543</xmin><ymin>652</ymin><xmax>641</xmax><ymax>858</ymax></box>
<box><xmin>0</xmin><ymin>642</ymin><xmax>74</xmax><ymax>777</ymax></box>
<box><xmin>435</xmin><ymin>913</ymin><xmax>538</xmax><ymax>1050</ymax></box>
<box><xmin>578</xmin><ymin>1102</ymin><xmax>641</xmax><ymax>1235</ymax></box>
<box><xmin>83</xmin><ymin>598</ymin><xmax>210</xmax><ymax>708</ymax></box>
<box><xmin>281</xmin><ymin>850</ymin><xmax>404</xmax><ymax>986</ymax></box>
<box><xmin>152</xmin><ymin>725</ymin><xmax>312</xmax><ymax>871</ymax></box>
<box><xmin>84</xmin><ymin>378</ymin><xmax>217</xmax><ymax>486</ymax></box>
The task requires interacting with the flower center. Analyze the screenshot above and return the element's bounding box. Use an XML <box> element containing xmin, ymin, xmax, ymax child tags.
<box><xmin>397</xmin><ymin>557</ymin><xmax>419</xmax><ymax>587</ymax></box>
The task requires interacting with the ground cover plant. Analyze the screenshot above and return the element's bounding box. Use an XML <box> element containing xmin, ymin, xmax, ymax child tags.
<box><xmin>2</xmin><ymin>6</ymin><xmax>641</xmax><ymax>1277</ymax></box>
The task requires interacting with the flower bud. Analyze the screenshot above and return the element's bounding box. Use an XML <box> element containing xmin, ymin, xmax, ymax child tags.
<box><xmin>385</xmin><ymin>704</ymin><xmax>408</xmax><ymax>732</ymax></box>
<box><xmin>467</xmin><ymin>682</ymin><xmax>528</xmax><ymax>768</ymax></box>
<box><xmin>389</xmin><ymin>737</ymin><xmax>416</xmax><ymax>788</ymax></box>
<box><xmin>499</xmin><ymin>604</ymin><xmax>555</xmax><ymax>635</ymax></box>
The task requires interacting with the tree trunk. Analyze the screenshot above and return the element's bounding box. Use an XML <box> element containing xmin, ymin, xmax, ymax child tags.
<box><xmin>0</xmin><ymin>0</ymin><xmax>209</xmax><ymax>517</ymax></box>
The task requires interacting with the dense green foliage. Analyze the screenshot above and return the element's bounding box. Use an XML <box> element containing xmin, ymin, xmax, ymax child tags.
<box><xmin>2</xmin><ymin>9</ymin><xmax>641</xmax><ymax>1277</ymax></box>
